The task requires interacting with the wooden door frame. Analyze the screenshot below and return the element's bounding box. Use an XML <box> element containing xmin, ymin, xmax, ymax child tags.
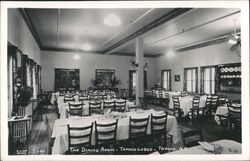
<box><xmin>161</xmin><ymin>69</ymin><xmax>171</xmax><ymax>90</ymax></box>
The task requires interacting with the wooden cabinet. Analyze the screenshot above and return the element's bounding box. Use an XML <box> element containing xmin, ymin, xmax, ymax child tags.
<box><xmin>217</xmin><ymin>63</ymin><xmax>241</xmax><ymax>93</ymax></box>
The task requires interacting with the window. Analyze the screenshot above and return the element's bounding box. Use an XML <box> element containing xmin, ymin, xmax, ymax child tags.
<box><xmin>161</xmin><ymin>70</ymin><xmax>171</xmax><ymax>90</ymax></box>
<box><xmin>184</xmin><ymin>67</ymin><xmax>198</xmax><ymax>93</ymax></box>
<box><xmin>201</xmin><ymin>66</ymin><xmax>216</xmax><ymax>94</ymax></box>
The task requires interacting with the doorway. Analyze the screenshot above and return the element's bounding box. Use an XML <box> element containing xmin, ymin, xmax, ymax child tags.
<box><xmin>129</xmin><ymin>70</ymin><xmax>147</xmax><ymax>98</ymax></box>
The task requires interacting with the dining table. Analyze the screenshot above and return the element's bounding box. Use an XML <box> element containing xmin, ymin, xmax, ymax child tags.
<box><xmin>51</xmin><ymin>109</ymin><xmax>179</xmax><ymax>154</ymax></box>
<box><xmin>50</xmin><ymin>91</ymin><xmax>117</xmax><ymax>105</ymax></box>
<box><xmin>155</xmin><ymin>90</ymin><xmax>181</xmax><ymax>98</ymax></box>
<box><xmin>58</xmin><ymin>99</ymin><xmax>137</xmax><ymax>119</ymax></box>
<box><xmin>150</xmin><ymin>139</ymin><xmax>241</xmax><ymax>154</ymax></box>
<box><xmin>214</xmin><ymin>103</ymin><xmax>241</xmax><ymax>125</ymax></box>
<box><xmin>168</xmin><ymin>95</ymin><xmax>207</xmax><ymax>116</ymax></box>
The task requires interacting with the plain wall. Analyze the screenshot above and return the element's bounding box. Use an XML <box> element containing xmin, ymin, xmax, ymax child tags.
<box><xmin>8</xmin><ymin>9</ymin><xmax>41</xmax><ymax>64</ymax></box>
<box><xmin>155</xmin><ymin>42</ymin><xmax>241</xmax><ymax>101</ymax></box>
<box><xmin>41</xmin><ymin>50</ymin><xmax>157</xmax><ymax>91</ymax></box>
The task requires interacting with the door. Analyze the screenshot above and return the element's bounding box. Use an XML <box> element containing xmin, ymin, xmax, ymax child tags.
<box><xmin>55</xmin><ymin>68</ymin><xmax>80</xmax><ymax>91</ymax></box>
<box><xmin>129</xmin><ymin>70</ymin><xmax>147</xmax><ymax>98</ymax></box>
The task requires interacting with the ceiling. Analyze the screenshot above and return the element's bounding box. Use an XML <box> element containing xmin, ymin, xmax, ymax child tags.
<box><xmin>21</xmin><ymin>8</ymin><xmax>241</xmax><ymax>57</ymax></box>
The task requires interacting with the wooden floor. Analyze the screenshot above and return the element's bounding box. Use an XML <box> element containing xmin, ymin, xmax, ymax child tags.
<box><xmin>25</xmin><ymin>104</ymin><xmax>241</xmax><ymax>155</ymax></box>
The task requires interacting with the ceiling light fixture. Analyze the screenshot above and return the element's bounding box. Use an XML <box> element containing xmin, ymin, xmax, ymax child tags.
<box><xmin>166</xmin><ymin>48</ymin><xmax>175</xmax><ymax>57</ymax></box>
<box><xmin>228</xmin><ymin>19</ymin><xmax>241</xmax><ymax>57</ymax></box>
<box><xmin>104</xmin><ymin>14</ymin><xmax>121</xmax><ymax>27</ymax></box>
<box><xmin>73</xmin><ymin>54</ymin><xmax>80</xmax><ymax>60</ymax></box>
<box><xmin>82</xmin><ymin>43</ymin><xmax>92</xmax><ymax>51</ymax></box>
<box><xmin>82</xmin><ymin>29</ymin><xmax>92</xmax><ymax>51</ymax></box>
<box><xmin>228</xmin><ymin>19</ymin><xmax>240</xmax><ymax>45</ymax></box>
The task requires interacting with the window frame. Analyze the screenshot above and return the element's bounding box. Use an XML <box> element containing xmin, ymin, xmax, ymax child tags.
<box><xmin>200</xmin><ymin>65</ymin><xmax>217</xmax><ymax>95</ymax></box>
<box><xmin>183</xmin><ymin>67</ymin><xmax>198</xmax><ymax>93</ymax></box>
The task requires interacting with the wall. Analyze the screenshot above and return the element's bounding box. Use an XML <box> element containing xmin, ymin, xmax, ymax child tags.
<box><xmin>7</xmin><ymin>9</ymin><xmax>41</xmax><ymax>117</ymax></box>
<box><xmin>41</xmin><ymin>50</ymin><xmax>157</xmax><ymax>91</ymax></box>
<box><xmin>155</xmin><ymin>42</ymin><xmax>241</xmax><ymax>101</ymax></box>
<box><xmin>8</xmin><ymin>9</ymin><xmax>41</xmax><ymax>64</ymax></box>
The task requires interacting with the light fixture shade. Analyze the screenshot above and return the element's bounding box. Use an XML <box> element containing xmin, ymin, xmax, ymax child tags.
<box><xmin>82</xmin><ymin>43</ymin><xmax>92</xmax><ymax>51</ymax></box>
<box><xmin>73</xmin><ymin>54</ymin><xmax>80</xmax><ymax>60</ymax></box>
<box><xmin>228</xmin><ymin>38</ymin><xmax>237</xmax><ymax>45</ymax></box>
<box><xmin>228</xmin><ymin>34</ymin><xmax>239</xmax><ymax>45</ymax></box>
<box><xmin>104</xmin><ymin>14</ymin><xmax>121</xmax><ymax>27</ymax></box>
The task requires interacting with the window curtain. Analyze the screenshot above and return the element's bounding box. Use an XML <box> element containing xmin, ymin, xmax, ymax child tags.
<box><xmin>32</xmin><ymin>61</ymin><xmax>37</xmax><ymax>99</ymax></box>
<box><xmin>7</xmin><ymin>45</ymin><xmax>18</xmax><ymax>117</ymax></box>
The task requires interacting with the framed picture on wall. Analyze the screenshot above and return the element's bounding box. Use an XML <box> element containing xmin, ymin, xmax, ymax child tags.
<box><xmin>175</xmin><ymin>75</ymin><xmax>180</xmax><ymax>82</ymax></box>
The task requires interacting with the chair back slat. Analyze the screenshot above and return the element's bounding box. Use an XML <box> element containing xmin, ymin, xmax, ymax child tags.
<box><xmin>67</xmin><ymin>123</ymin><xmax>93</xmax><ymax>153</ymax></box>
<box><xmin>103</xmin><ymin>100</ymin><xmax>115</xmax><ymax>109</ymax></box>
<box><xmin>68</xmin><ymin>102</ymin><xmax>83</xmax><ymax>116</ymax></box>
<box><xmin>95</xmin><ymin>119</ymin><xmax>118</xmax><ymax>146</ymax></box>
<box><xmin>151</xmin><ymin>113</ymin><xmax>167</xmax><ymax>135</ymax></box>
<box><xmin>129</xmin><ymin>116</ymin><xmax>149</xmax><ymax>139</ymax></box>
<box><xmin>89</xmin><ymin>101</ymin><xmax>102</xmax><ymax>115</ymax></box>
<box><xmin>114</xmin><ymin>100</ymin><xmax>126</xmax><ymax>112</ymax></box>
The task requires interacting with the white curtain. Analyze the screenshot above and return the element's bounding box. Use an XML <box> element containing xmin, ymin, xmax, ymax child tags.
<box><xmin>32</xmin><ymin>67</ymin><xmax>37</xmax><ymax>99</ymax></box>
<box><xmin>8</xmin><ymin>56</ymin><xmax>13</xmax><ymax>118</ymax></box>
<box><xmin>26</xmin><ymin>63</ymin><xmax>31</xmax><ymax>87</ymax></box>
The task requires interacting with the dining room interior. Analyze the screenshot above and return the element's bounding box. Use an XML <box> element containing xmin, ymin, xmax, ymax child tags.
<box><xmin>4</xmin><ymin>2</ymin><xmax>249</xmax><ymax>158</ymax></box>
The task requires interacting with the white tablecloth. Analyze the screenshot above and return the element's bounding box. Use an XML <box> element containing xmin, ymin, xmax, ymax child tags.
<box><xmin>51</xmin><ymin>92</ymin><xmax>79</xmax><ymax>105</ymax></box>
<box><xmin>51</xmin><ymin>109</ymin><xmax>178</xmax><ymax>154</ymax></box>
<box><xmin>155</xmin><ymin>91</ymin><xmax>181</xmax><ymax>98</ymax></box>
<box><xmin>214</xmin><ymin>106</ymin><xmax>228</xmax><ymax>125</ymax></box>
<box><xmin>169</xmin><ymin>96</ymin><xmax>207</xmax><ymax>115</ymax></box>
<box><xmin>166</xmin><ymin>139</ymin><xmax>241</xmax><ymax>154</ymax></box>
<box><xmin>214</xmin><ymin>104</ymin><xmax>241</xmax><ymax>125</ymax></box>
<box><xmin>51</xmin><ymin>92</ymin><xmax>117</xmax><ymax>105</ymax></box>
<box><xmin>58</xmin><ymin>99</ymin><xmax>136</xmax><ymax>119</ymax></box>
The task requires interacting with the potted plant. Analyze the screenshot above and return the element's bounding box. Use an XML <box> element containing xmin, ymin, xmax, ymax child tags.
<box><xmin>16</xmin><ymin>86</ymin><xmax>33</xmax><ymax>107</ymax></box>
<box><xmin>110</xmin><ymin>76</ymin><xmax>121</xmax><ymax>87</ymax></box>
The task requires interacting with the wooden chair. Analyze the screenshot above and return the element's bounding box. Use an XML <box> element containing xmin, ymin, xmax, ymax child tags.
<box><xmin>99</xmin><ymin>93</ymin><xmax>108</xmax><ymax>100</ymax></box>
<box><xmin>129</xmin><ymin>116</ymin><xmax>150</xmax><ymax>149</ymax></box>
<box><xmin>89</xmin><ymin>101</ymin><xmax>102</xmax><ymax>115</ymax></box>
<box><xmin>152</xmin><ymin>90</ymin><xmax>158</xmax><ymax>104</ymax></box>
<box><xmin>189</xmin><ymin>96</ymin><xmax>200</xmax><ymax>120</ymax></box>
<box><xmin>150</xmin><ymin>113</ymin><xmax>172</xmax><ymax>147</ymax></box>
<box><xmin>79</xmin><ymin>94</ymin><xmax>89</xmax><ymax>102</ymax></box>
<box><xmin>138</xmin><ymin>97</ymin><xmax>148</xmax><ymax>110</ymax></box>
<box><xmin>68</xmin><ymin>102</ymin><xmax>84</xmax><ymax>117</ymax></box>
<box><xmin>103</xmin><ymin>100</ymin><xmax>115</xmax><ymax>110</ymax></box>
<box><xmin>37</xmin><ymin>93</ymin><xmax>50</xmax><ymax>119</ymax></box>
<box><xmin>89</xmin><ymin>94</ymin><xmax>100</xmax><ymax>101</ymax></box>
<box><xmin>227</xmin><ymin>104</ymin><xmax>241</xmax><ymax>133</ymax></box>
<box><xmin>203</xmin><ymin>95</ymin><xmax>212</xmax><ymax>115</ymax></box>
<box><xmin>66</xmin><ymin>123</ymin><xmax>93</xmax><ymax>154</ymax></box>
<box><xmin>120</xmin><ymin>89</ymin><xmax>129</xmax><ymax>100</ymax></box>
<box><xmin>64</xmin><ymin>95</ymin><xmax>75</xmax><ymax>103</ymax></box>
<box><xmin>218</xmin><ymin>95</ymin><xmax>227</xmax><ymax>106</ymax></box>
<box><xmin>43</xmin><ymin>115</ymin><xmax>55</xmax><ymax>154</ymax></box>
<box><xmin>181</xmin><ymin>129</ymin><xmax>204</xmax><ymax>148</ymax></box>
<box><xmin>94</xmin><ymin>119</ymin><xmax>118</xmax><ymax>149</ymax></box>
<box><xmin>210</xmin><ymin>95</ymin><xmax>219</xmax><ymax>114</ymax></box>
<box><xmin>168</xmin><ymin>96</ymin><xmax>183</xmax><ymax>119</ymax></box>
<box><xmin>217</xmin><ymin>114</ymin><xmax>230</xmax><ymax>134</ymax></box>
<box><xmin>114</xmin><ymin>100</ymin><xmax>126</xmax><ymax>112</ymax></box>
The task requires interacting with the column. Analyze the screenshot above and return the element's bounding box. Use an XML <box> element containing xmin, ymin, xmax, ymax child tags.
<box><xmin>135</xmin><ymin>37</ymin><xmax>144</xmax><ymax>105</ymax></box>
